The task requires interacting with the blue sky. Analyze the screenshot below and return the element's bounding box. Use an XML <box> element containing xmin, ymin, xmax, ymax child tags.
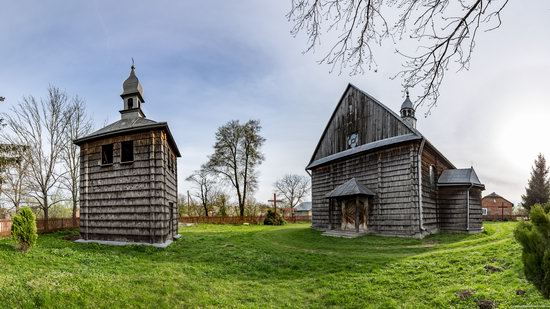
<box><xmin>1</xmin><ymin>1</ymin><xmax>549</xmax><ymax>204</ymax></box>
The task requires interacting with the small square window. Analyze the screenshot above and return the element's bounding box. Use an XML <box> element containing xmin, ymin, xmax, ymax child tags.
<box><xmin>101</xmin><ymin>144</ymin><xmax>113</xmax><ymax>165</ymax></box>
<box><xmin>121</xmin><ymin>141</ymin><xmax>134</xmax><ymax>162</ymax></box>
<box><xmin>482</xmin><ymin>208</ymin><xmax>488</xmax><ymax>216</ymax></box>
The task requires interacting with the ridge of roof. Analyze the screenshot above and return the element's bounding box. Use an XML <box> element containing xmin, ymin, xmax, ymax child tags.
<box><xmin>307</xmin><ymin>83</ymin><xmax>420</xmax><ymax>167</ymax></box>
<box><xmin>306</xmin><ymin>83</ymin><xmax>456</xmax><ymax>170</ymax></box>
<box><xmin>482</xmin><ymin>192</ymin><xmax>514</xmax><ymax>205</ymax></box>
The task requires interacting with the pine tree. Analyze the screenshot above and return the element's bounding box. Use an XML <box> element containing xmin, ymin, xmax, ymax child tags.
<box><xmin>522</xmin><ymin>153</ymin><xmax>550</xmax><ymax>212</ymax></box>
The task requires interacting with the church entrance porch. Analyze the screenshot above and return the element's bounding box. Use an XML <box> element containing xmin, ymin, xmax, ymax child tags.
<box><xmin>322</xmin><ymin>178</ymin><xmax>374</xmax><ymax>237</ymax></box>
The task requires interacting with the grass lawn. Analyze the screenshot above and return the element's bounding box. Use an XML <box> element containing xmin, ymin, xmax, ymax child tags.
<box><xmin>0</xmin><ymin>222</ymin><xmax>548</xmax><ymax>308</ymax></box>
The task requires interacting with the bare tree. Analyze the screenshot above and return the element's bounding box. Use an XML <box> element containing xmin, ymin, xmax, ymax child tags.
<box><xmin>206</xmin><ymin>120</ymin><xmax>265</xmax><ymax>217</ymax></box>
<box><xmin>1</xmin><ymin>86</ymin><xmax>74</xmax><ymax>230</ymax></box>
<box><xmin>274</xmin><ymin>174</ymin><xmax>311</xmax><ymax>209</ymax></box>
<box><xmin>0</xmin><ymin>144</ymin><xmax>31</xmax><ymax>212</ymax></box>
<box><xmin>186</xmin><ymin>166</ymin><xmax>218</xmax><ymax>217</ymax></box>
<box><xmin>288</xmin><ymin>0</ymin><xmax>509</xmax><ymax>113</ymax></box>
<box><xmin>61</xmin><ymin>97</ymin><xmax>92</xmax><ymax>226</ymax></box>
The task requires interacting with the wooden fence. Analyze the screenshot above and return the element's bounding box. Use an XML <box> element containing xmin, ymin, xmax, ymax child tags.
<box><xmin>179</xmin><ymin>215</ymin><xmax>312</xmax><ymax>225</ymax></box>
<box><xmin>0</xmin><ymin>218</ymin><xmax>80</xmax><ymax>237</ymax></box>
<box><xmin>482</xmin><ymin>214</ymin><xmax>525</xmax><ymax>221</ymax></box>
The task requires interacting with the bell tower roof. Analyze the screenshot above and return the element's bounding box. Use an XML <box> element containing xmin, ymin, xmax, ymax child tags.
<box><xmin>400</xmin><ymin>90</ymin><xmax>414</xmax><ymax>110</ymax></box>
<box><xmin>400</xmin><ymin>90</ymin><xmax>416</xmax><ymax>128</ymax></box>
<box><xmin>121</xmin><ymin>63</ymin><xmax>145</xmax><ymax>103</ymax></box>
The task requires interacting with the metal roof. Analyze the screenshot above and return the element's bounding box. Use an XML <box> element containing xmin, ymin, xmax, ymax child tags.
<box><xmin>294</xmin><ymin>201</ymin><xmax>312</xmax><ymax>211</ymax></box>
<box><xmin>325</xmin><ymin>178</ymin><xmax>375</xmax><ymax>198</ymax></box>
<box><xmin>307</xmin><ymin>134</ymin><xmax>421</xmax><ymax>169</ymax></box>
<box><xmin>74</xmin><ymin>117</ymin><xmax>181</xmax><ymax>157</ymax></box>
<box><xmin>401</xmin><ymin>94</ymin><xmax>414</xmax><ymax>110</ymax></box>
<box><xmin>437</xmin><ymin>168</ymin><xmax>484</xmax><ymax>188</ymax></box>
<box><xmin>121</xmin><ymin>66</ymin><xmax>145</xmax><ymax>102</ymax></box>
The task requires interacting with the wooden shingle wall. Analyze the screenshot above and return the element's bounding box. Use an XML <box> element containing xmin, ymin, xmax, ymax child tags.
<box><xmin>438</xmin><ymin>187</ymin><xmax>483</xmax><ymax>232</ymax></box>
<box><xmin>311</xmin><ymin>142</ymin><xmax>422</xmax><ymax>236</ymax></box>
<box><xmin>420</xmin><ymin>146</ymin><xmax>454</xmax><ymax>233</ymax></box>
<box><xmin>79</xmin><ymin>129</ymin><xmax>178</xmax><ymax>243</ymax></box>
<box><xmin>312</xmin><ymin>86</ymin><xmax>413</xmax><ymax>162</ymax></box>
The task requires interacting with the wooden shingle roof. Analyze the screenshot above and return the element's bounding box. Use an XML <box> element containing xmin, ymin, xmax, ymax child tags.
<box><xmin>325</xmin><ymin>178</ymin><xmax>375</xmax><ymax>198</ymax></box>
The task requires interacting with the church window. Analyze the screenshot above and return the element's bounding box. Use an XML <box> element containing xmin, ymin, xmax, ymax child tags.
<box><xmin>127</xmin><ymin>98</ymin><xmax>134</xmax><ymax>109</ymax></box>
<box><xmin>429</xmin><ymin>165</ymin><xmax>436</xmax><ymax>188</ymax></box>
<box><xmin>101</xmin><ymin>144</ymin><xmax>114</xmax><ymax>165</ymax></box>
<box><xmin>121</xmin><ymin>141</ymin><xmax>134</xmax><ymax>162</ymax></box>
<box><xmin>347</xmin><ymin>132</ymin><xmax>359</xmax><ymax>149</ymax></box>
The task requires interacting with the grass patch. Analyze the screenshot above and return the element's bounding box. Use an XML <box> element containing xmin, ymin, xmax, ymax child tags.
<box><xmin>0</xmin><ymin>222</ymin><xmax>548</xmax><ymax>308</ymax></box>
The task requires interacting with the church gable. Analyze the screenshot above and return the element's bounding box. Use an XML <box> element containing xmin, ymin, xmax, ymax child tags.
<box><xmin>310</xmin><ymin>84</ymin><xmax>416</xmax><ymax>162</ymax></box>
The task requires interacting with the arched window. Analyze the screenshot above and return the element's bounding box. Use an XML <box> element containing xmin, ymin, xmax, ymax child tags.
<box><xmin>127</xmin><ymin>98</ymin><xmax>134</xmax><ymax>109</ymax></box>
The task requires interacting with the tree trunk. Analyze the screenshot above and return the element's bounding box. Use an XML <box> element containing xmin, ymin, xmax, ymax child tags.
<box><xmin>203</xmin><ymin>203</ymin><xmax>209</xmax><ymax>217</ymax></box>
<box><xmin>43</xmin><ymin>195</ymin><xmax>49</xmax><ymax>232</ymax></box>
<box><xmin>239</xmin><ymin>202</ymin><xmax>245</xmax><ymax>217</ymax></box>
<box><xmin>72</xmin><ymin>194</ymin><xmax>78</xmax><ymax>226</ymax></box>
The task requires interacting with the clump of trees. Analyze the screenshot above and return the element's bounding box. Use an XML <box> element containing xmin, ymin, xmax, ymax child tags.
<box><xmin>0</xmin><ymin>86</ymin><xmax>92</xmax><ymax>229</ymax></box>
<box><xmin>273</xmin><ymin>174</ymin><xmax>311</xmax><ymax>210</ymax></box>
<box><xmin>522</xmin><ymin>153</ymin><xmax>550</xmax><ymax>213</ymax></box>
<box><xmin>185</xmin><ymin>119</ymin><xmax>266</xmax><ymax>218</ymax></box>
<box><xmin>515</xmin><ymin>154</ymin><xmax>550</xmax><ymax>298</ymax></box>
<box><xmin>514</xmin><ymin>204</ymin><xmax>550</xmax><ymax>298</ymax></box>
<box><xmin>11</xmin><ymin>207</ymin><xmax>38</xmax><ymax>252</ymax></box>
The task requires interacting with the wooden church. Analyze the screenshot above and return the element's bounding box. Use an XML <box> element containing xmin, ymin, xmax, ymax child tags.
<box><xmin>306</xmin><ymin>84</ymin><xmax>485</xmax><ymax>238</ymax></box>
<box><xmin>74</xmin><ymin>65</ymin><xmax>180</xmax><ymax>247</ymax></box>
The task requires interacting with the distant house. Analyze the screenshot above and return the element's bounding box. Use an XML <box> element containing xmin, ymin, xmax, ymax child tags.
<box><xmin>306</xmin><ymin>84</ymin><xmax>485</xmax><ymax>238</ymax></box>
<box><xmin>294</xmin><ymin>202</ymin><xmax>312</xmax><ymax>216</ymax></box>
<box><xmin>481</xmin><ymin>192</ymin><xmax>513</xmax><ymax>219</ymax></box>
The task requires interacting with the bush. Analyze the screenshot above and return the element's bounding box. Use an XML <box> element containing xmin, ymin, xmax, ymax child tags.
<box><xmin>514</xmin><ymin>204</ymin><xmax>550</xmax><ymax>298</ymax></box>
<box><xmin>263</xmin><ymin>209</ymin><xmax>286</xmax><ymax>226</ymax></box>
<box><xmin>11</xmin><ymin>207</ymin><xmax>38</xmax><ymax>252</ymax></box>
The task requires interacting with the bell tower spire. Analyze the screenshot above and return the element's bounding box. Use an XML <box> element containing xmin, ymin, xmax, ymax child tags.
<box><xmin>400</xmin><ymin>89</ymin><xmax>416</xmax><ymax>128</ymax></box>
<box><xmin>120</xmin><ymin>60</ymin><xmax>145</xmax><ymax>119</ymax></box>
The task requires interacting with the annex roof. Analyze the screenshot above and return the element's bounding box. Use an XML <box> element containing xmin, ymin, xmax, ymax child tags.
<box><xmin>437</xmin><ymin>168</ymin><xmax>484</xmax><ymax>188</ymax></box>
<box><xmin>325</xmin><ymin>178</ymin><xmax>375</xmax><ymax>198</ymax></box>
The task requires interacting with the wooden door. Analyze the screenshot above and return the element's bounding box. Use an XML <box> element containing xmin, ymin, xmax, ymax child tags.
<box><xmin>341</xmin><ymin>199</ymin><xmax>367</xmax><ymax>231</ymax></box>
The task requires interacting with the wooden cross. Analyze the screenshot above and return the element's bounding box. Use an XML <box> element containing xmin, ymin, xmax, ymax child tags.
<box><xmin>268</xmin><ymin>193</ymin><xmax>284</xmax><ymax>214</ymax></box>
<box><xmin>497</xmin><ymin>203</ymin><xmax>507</xmax><ymax>221</ymax></box>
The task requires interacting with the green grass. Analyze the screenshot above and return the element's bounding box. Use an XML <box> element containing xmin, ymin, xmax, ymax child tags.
<box><xmin>0</xmin><ymin>222</ymin><xmax>548</xmax><ymax>308</ymax></box>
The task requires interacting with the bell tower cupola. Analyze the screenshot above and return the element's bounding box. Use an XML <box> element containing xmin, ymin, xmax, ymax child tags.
<box><xmin>400</xmin><ymin>90</ymin><xmax>416</xmax><ymax>129</ymax></box>
<box><xmin>120</xmin><ymin>60</ymin><xmax>145</xmax><ymax>119</ymax></box>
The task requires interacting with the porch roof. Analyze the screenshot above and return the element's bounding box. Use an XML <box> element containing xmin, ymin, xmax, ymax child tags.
<box><xmin>325</xmin><ymin>178</ymin><xmax>375</xmax><ymax>198</ymax></box>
